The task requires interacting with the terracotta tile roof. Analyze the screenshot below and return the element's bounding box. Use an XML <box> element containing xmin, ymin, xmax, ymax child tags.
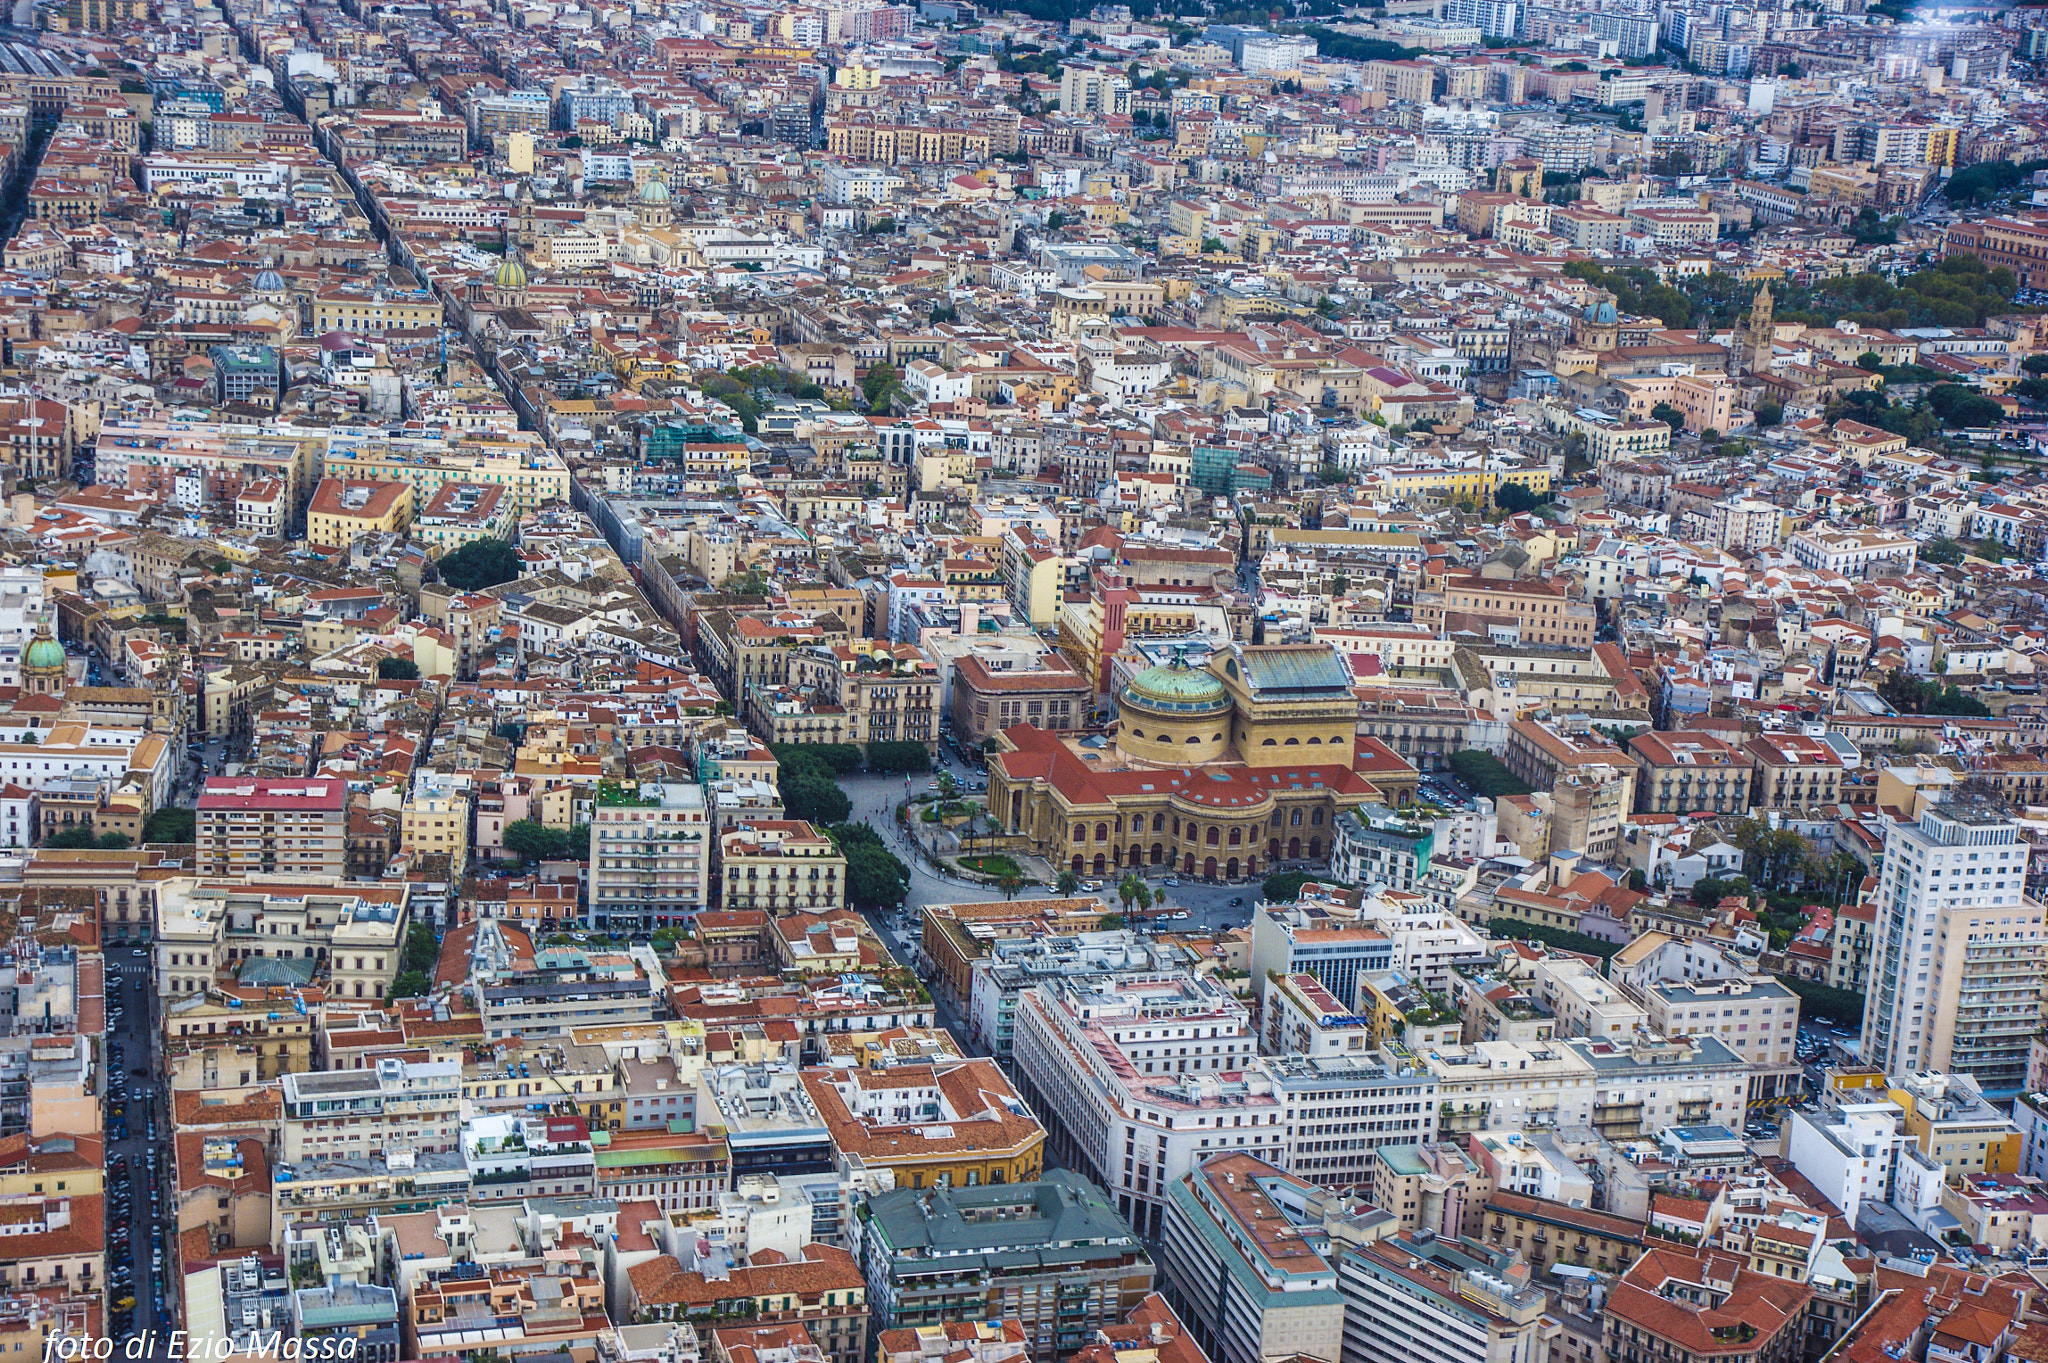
<box><xmin>1607</xmin><ymin>1244</ymin><xmax>1813</xmax><ymax>1354</ymax></box>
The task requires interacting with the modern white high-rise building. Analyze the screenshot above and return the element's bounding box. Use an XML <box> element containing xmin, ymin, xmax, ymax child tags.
<box><xmin>1863</xmin><ymin>799</ymin><xmax>2047</xmax><ymax>1097</ymax></box>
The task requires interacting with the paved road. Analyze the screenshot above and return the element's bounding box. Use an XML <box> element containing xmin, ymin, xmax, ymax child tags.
<box><xmin>103</xmin><ymin>946</ymin><xmax>168</xmax><ymax>1352</ymax></box>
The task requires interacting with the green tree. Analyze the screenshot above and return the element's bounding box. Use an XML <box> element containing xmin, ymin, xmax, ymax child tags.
<box><xmin>782</xmin><ymin>773</ymin><xmax>852</xmax><ymax>824</ymax></box>
<box><xmin>142</xmin><ymin>807</ymin><xmax>195</xmax><ymax>844</ymax></box>
<box><xmin>1921</xmin><ymin>536</ymin><xmax>1966</xmax><ymax>565</ymax></box>
<box><xmin>1690</xmin><ymin>873</ymin><xmax>1751</xmax><ymax>908</ymax></box>
<box><xmin>1494</xmin><ymin>480</ymin><xmax>1549</xmax><ymax>515</ymax></box>
<box><xmin>1755</xmin><ymin>400</ymin><xmax>1783</xmax><ymax>428</ymax></box>
<box><xmin>400</xmin><ymin>921</ymin><xmax>441</xmax><ymax>975</ymax></box>
<box><xmin>997</xmin><ymin>870</ymin><xmax>1023</xmax><ymax>899</ymax></box>
<box><xmin>866</xmin><ymin>741</ymin><xmax>933</xmax><ymax>773</ymax></box>
<box><xmin>1098</xmin><ymin>912</ymin><xmax>1126</xmax><ymax>930</ymax></box>
<box><xmin>504</xmin><ymin>820</ymin><xmax>581</xmax><ymax>861</ymax></box>
<box><xmin>862</xmin><ymin>362</ymin><xmax>903</xmax><ymax>411</ymax></box>
<box><xmin>771</xmin><ymin>743</ymin><xmax>865</xmax><ymax>776</ymax></box>
<box><xmin>1262</xmin><ymin>871</ymin><xmax>1310</xmax><ymax>903</ymax></box>
<box><xmin>43</xmin><ymin>828</ymin><xmax>129</xmax><ymax>850</ymax></box>
<box><xmin>1651</xmin><ymin>401</ymin><xmax>1687</xmax><ymax>432</ymax></box>
<box><xmin>437</xmin><ymin>537</ymin><xmax>522</xmax><ymax>591</ymax></box>
<box><xmin>1926</xmin><ymin>383</ymin><xmax>2004</xmax><ymax>429</ymax></box>
<box><xmin>1487</xmin><ymin>918</ymin><xmax>1620</xmax><ymax>964</ymax></box>
<box><xmin>390</xmin><ymin>969</ymin><xmax>432</xmax><ymax>999</ymax></box>
<box><xmin>1731</xmin><ymin>816</ymin><xmax>1813</xmax><ymax>885</ymax></box>
<box><xmin>843</xmin><ymin>843</ymin><xmax>909</xmax><ymax>908</ymax></box>
<box><xmin>377</xmin><ymin>657</ymin><xmax>420</xmax><ymax>681</ymax></box>
<box><xmin>1201</xmin><ymin>236</ymin><xmax>1227</xmax><ymax>253</ymax></box>
<box><xmin>1448</xmin><ymin>750</ymin><xmax>1535</xmax><ymax>798</ymax></box>
<box><xmin>1056</xmin><ymin>869</ymin><xmax>1081</xmax><ymax>895</ymax></box>
<box><xmin>720</xmin><ymin>569</ymin><xmax>769</xmax><ymax>595</ymax></box>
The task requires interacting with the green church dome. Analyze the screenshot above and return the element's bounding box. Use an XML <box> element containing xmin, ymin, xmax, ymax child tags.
<box><xmin>23</xmin><ymin>634</ymin><xmax>63</xmax><ymax>672</ymax></box>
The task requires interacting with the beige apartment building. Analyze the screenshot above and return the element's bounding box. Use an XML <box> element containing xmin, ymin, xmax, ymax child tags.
<box><xmin>196</xmin><ymin>777</ymin><xmax>349</xmax><ymax>879</ymax></box>
<box><xmin>717</xmin><ymin>820</ymin><xmax>847</xmax><ymax>915</ymax></box>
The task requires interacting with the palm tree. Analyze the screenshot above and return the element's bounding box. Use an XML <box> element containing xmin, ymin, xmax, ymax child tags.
<box><xmin>1118</xmin><ymin>874</ymin><xmax>1143</xmax><ymax>912</ymax></box>
<box><xmin>997</xmin><ymin>871</ymin><xmax>1023</xmax><ymax>900</ymax></box>
<box><xmin>1056</xmin><ymin>869</ymin><xmax>1080</xmax><ymax>896</ymax></box>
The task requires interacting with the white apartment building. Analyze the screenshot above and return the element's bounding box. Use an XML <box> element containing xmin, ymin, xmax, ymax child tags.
<box><xmin>1416</xmin><ymin>1039</ymin><xmax>1596</xmax><ymax>1134</ymax></box>
<box><xmin>589</xmin><ymin>781</ymin><xmax>709</xmax><ymax>933</ymax></box>
<box><xmin>1863</xmin><ymin>800</ymin><xmax>2045</xmax><ymax>1097</ymax></box>
<box><xmin>1013</xmin><ymin>973</ymin><xmax>1284</xmax><ymax>1239</ymax></box>
<box><xmin>1706</xmin><ymin>498</ymin><xmax>1783</xmax><ymax>553</ymax></box>
<box><xmin>1783</xmin><ymin>1098</ymin><xmax>1945</xmax><ymax>1225</ymax></box>
<box><xmin>1787</xmin><ymin>522</ymin><xmax>1919</xmax><ymax>579</ymax></box>
<box><xmin>1531</xmin><ymin>956</ymin><xmax>1648</xmax><ymax>1039</ymax></box>
<box><xmin>280</xmin><ymin>1056</ymin><xmax>463</xmax><ymax>1163</ymax></box>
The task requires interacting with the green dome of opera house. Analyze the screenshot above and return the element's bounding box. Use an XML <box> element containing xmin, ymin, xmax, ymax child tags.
<box><xmin>1117</xmin><ymin>653</ymin><xmax>1231</xmax><ymax>765</ymax></box>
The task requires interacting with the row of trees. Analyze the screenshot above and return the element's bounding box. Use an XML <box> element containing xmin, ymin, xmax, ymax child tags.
<box><xmin>390</xmin><ymin>922</ymin><xmax>443</xmax><ymax>1000</ymax></box>
<box><xmin>824</xmin><ymin>823</ymin><xmax>911</xmax><ymax>909</ymax></box>
<box><xmin>771</xmin><ymin>740</ymin><xmax>936</xmax><ymax>827</ymax></box>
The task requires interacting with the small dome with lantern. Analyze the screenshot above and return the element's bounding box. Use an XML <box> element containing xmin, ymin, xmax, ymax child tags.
<box><xmin>639</xmin><ymin>177</ymin><xmax>671</xmax><ymax>204</ymax></box>
<box><xmin>494</xmin><ymin>258</ymin><xmax>528</xmax><ymax>292</ymax></box>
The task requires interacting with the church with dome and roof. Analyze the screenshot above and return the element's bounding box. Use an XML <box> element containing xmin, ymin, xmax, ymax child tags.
<box><xmin>20</xmin><ymin>619</ymin><xmax>66</xmax><ymax>698</ymax></box>
<box><xmin>987</xmin><ymin>641</ymin><xmax>1418</xmax><ymax>881</ymax></box>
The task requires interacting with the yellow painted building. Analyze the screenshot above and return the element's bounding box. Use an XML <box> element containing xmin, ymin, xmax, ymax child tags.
<box><xmin>799</xmin><ymin>1058</ymin><xmax>1044</xmax><ymax>1191</ymax></box>
<box><xmin>402</xmin><ymin>789</ymin><xmax>471</xmax><ymax>870</ymax></box>
<box><xmin>304</xmin><ymin>477</ymin><xmax>414</xmax><ymax>549</ymax></box>
<box><xmin>321</xmin><ymin>443</ymin><xmax>571</xmax><ymax>516</ymax></box>
<box><xmin>1890</xmin><ymin>1078</ymin><xmax>2022</xmax><ymax>1176</ymax></box>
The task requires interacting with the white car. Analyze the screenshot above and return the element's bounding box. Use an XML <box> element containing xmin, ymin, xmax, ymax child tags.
<box><xmin>1172</xmin><ymin>910</ymin><xmax>1189</xmax><ymax>920</ymax></box>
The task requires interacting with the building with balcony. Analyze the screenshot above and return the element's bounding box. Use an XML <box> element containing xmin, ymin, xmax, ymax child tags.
<box><xmin>800</xmin><ymin>1057</ymin><xmax>1044</xmax><ymax>1191</ymax></box>
<box><xmin>717</xmin><ymin>821</ymin><xmax>845</xmax><ymax>916</ymax></box>
<box><xmin>1158</xmin><ymin>1154</ymin><xmax>1344</xmax><ymax>1363</ymax></box>
<box><xmin>1863</xmin><ymin>799</ymin><xmax>2044</xmax><ymax>1099</ymax></box>
<box><xmin>1601</xmin><ymin>1243</ymin><xmax>1811</xmax><ymax>1363</ymax></box>
<box><xmin>589</xmin><ymin>781</ymin><xmax>710</xmax><ymax>933</ymax></box>
<box><xmin>279</xmin><ymin>1057</ymin><xmax>463</xmax><ymax>1164</ymax></box>
<box><xmin>1414</xmin><ymin>1039</ymin><xmax>1595</xmax><ymax>1134</ymax></box>
<box><xmin>1564</xmin><ymin>1033</ymin><xmax>1748</xmax><ymax>1140</ymax></box>
<box><xmin>476</xmin><ymin>962</ymin><xmax>658</xmax><ymax>1040</ymax></box>
<box><xmin>1336</xmin><ymin>1229</ymin><xmax>1551</xmax><ymax>1363</ymax></box>
<box><xmin>196</xmin><ymin>777</ymin><xmax>349</xmax><ymax>879</ymax></box>
<box><xmin>853</xmin><ymin>1171</ymin><xmax>1155</xmax><ymax>1363</ymax></box>
<box><xmin>461</xmin><ymin>1112</ymin><xmax>600</xmax><ymax>1200</ymax></box>
<box><xmin>1627</xmin><ymin>733</ymin><xmax>1751</xmax><ymax>817</ymax></box>
<box><xmin>1482</xmin><ymin>1192</ymin><xmax>1645</xmax><ymax>1275</ymax></box>
<box><xmin>1013</xmin><ymin>973</ymin><xmax>1281</xmax><ymax>1240</ymax></box>
<box><xmin>620</xmin><ymin>1242</ymin><xmax>868</xmax><ymax>1363</ymax></box>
